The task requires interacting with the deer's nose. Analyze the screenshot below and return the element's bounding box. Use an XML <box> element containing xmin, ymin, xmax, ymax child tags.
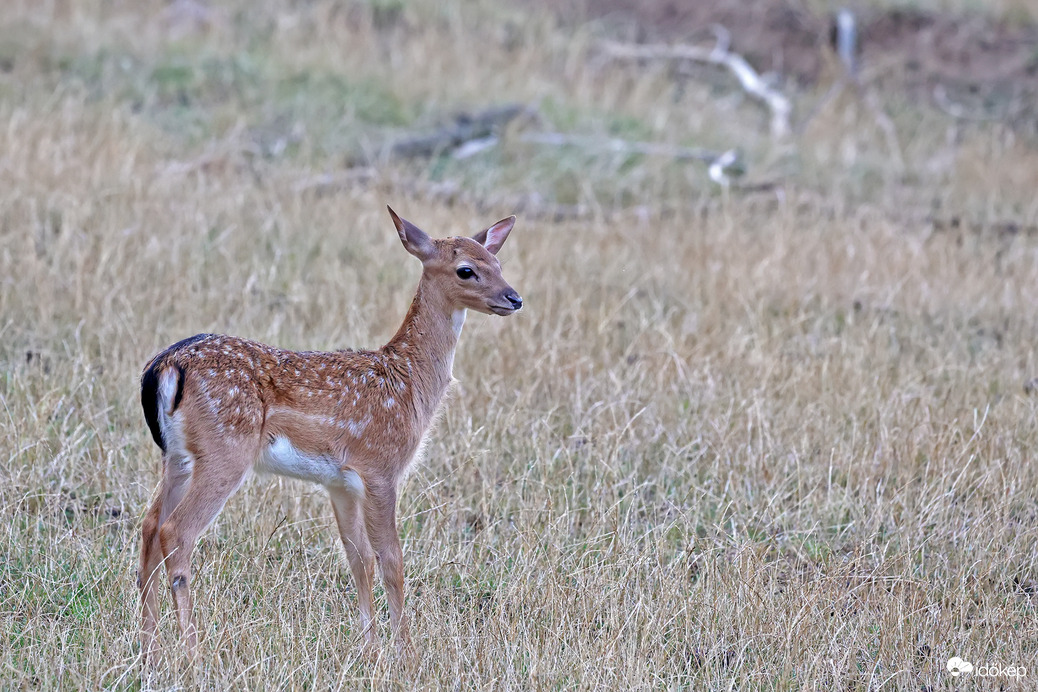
<box><xmin>506</xmin><ymin>292</ymin><xmax>523</xmax><ymax>311</ymax></box>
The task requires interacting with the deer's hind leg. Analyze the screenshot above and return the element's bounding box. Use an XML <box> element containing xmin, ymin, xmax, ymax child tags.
<box><xmin>139</xmin><ymin>448</ymin><xmax>193</xmax><ymax>661</ymax></box>
<box><xmin>157</xmin><ymin>434</ymin><xmax>257</xmax><ymax>660</ymax></box>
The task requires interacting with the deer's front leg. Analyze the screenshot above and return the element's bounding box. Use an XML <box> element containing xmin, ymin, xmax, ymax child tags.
<box><xmin>328</xmin><ymin>485</ymin><xmax>377</xmax><ymax>646</ymax></box>
<box><xmin>363</xmin><ymin>482</ymin><xmax>411</xmax><ymax>651</ymax></box>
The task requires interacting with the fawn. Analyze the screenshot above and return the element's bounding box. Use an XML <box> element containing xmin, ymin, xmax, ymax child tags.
<box><xmin>137</xmin><ymin>207</ymin><xmax>522</xmax><ymax>660</ymax></box>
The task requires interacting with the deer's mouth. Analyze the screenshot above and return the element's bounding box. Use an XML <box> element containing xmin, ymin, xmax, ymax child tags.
<box><xmin>488</xmin><ymin>304</ymin><xmax>518</xmax><ymax>316</ymax></box>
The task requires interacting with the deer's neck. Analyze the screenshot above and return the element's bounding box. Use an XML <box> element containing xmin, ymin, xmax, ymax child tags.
<box><xmin>382</xmin><ymin>276</ymin><xmax>464</xmax><ymax>422</ymax></box>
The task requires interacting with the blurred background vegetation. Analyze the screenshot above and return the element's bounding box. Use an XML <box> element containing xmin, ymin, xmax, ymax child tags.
<box><xmin>1</xmin><ymin>0</ymin><xmax>1037</xmax><ymax>688</ymax></box>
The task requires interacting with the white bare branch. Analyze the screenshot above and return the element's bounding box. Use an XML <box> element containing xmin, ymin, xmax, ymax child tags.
<box><xmin>600</xmin><ymin>37</ymin><xmax>792</xmax><ymax>139</ymax></box>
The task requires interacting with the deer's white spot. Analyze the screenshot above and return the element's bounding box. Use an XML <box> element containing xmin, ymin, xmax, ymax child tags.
<box><xmin>346</xmin><ymin>417</ymin><xmax>370</xmax><ymax>437</ymax></box>
<box><xmin>384</xmin><ymin>397</ymin><xmax>395</xmax><ymax>409</ymax></box>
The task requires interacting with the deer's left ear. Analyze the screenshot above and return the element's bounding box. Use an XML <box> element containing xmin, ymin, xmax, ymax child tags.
<box><xmin>472</xmin><ymin>216</ymin><xmax>515</xmax><ymax>256</ymax></box>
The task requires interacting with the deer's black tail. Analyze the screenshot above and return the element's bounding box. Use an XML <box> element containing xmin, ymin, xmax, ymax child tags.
<box><xmin>140</xmin><ymin>334</ymin><xmax>208</xmax><ymax>452</ymax></box>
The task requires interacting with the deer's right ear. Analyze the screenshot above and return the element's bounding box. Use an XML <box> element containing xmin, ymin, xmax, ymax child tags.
<box><xmin>388</xmin><ymin>206</ymin><xmax>436</xmax><ymax>261</ymax></box>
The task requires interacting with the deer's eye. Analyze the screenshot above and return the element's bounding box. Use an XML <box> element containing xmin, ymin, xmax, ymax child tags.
<box><xmin>456</xmin><ymin>267</ymin><xmax>475</xmax><ymax>280</ymax></box>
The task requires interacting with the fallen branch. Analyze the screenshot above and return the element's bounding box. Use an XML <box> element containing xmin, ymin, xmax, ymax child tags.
<box><xmin>599</xmin><ymin>34</ymin><xmax>792</xmax><ymax>139</ymax></box>
<box><xmin>384</xmin><ymin>100</ymin><xmax>746</xmax><ymax>185</ymax></box>
<box><xmin>518</xmin><ymin>132</ymin><xmax>743</xmax><ymax>187</ymax></box>
<box><xmin>388</xmin><ymin>104</ymin><xmax>531</xmax><ymax>159</ymax></box>
<box><xmin>707</xmin><ymin>149</ymin><xmax>740</xmax><ymax>187</ymax></box>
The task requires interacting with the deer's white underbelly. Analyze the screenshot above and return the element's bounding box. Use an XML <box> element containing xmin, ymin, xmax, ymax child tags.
<box><xmin>256</xmin><ymin>436</ymin><xmax>364</xmax><ymax>494</ymax></box>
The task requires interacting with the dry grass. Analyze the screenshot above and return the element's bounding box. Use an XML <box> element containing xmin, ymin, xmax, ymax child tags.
<box><xmin>1</xmin><ymin>0</ymin><xmax>1036</xmax><ymax>689</ymax></box>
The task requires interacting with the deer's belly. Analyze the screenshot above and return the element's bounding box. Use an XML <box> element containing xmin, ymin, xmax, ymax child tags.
<box><xmin>256</xmin><ymin>436</ymin><xmax>363</xmax><ymax>494</ymax></box>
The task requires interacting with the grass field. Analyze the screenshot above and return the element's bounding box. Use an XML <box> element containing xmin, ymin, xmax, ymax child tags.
<box><xmin>1</xmin><ymin>0</ymin><xmax>1037</xmax><ymax>688</ymax></box>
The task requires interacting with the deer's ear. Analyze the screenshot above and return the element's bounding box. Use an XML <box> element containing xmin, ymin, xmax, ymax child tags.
<box><xmin>472</xmin><ymin>216</ymin><xmax>515</xmax><ymax>256</ymax></box>
<box><xmin>388</xmin><ymin>206</ymin><xmax>436</xmax><ymax>261</ymax></box>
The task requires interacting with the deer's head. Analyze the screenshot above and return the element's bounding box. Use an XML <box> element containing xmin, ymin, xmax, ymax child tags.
<box><xmin>388</xmin><ymin>206</ymin><xmax>522</xmax><ymax>316</ymax></box>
